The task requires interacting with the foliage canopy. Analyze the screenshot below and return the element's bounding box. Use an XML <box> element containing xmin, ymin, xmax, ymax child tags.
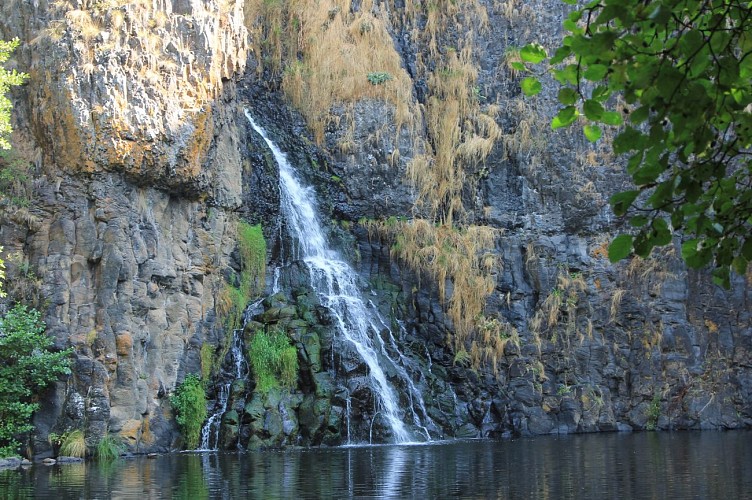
<box><xmin>0</xmin><ymin>305</ymin><xmax>72</xmax><ymax>457</ymax></box>
<box><xmin>521</xmin><ymin>0</ymin><xmax>752</xmax><ymax>288</ymax></box>
<box><xmin>0</xmin><ymin>38</ymin><xmax>27</xmax><ymax>151</ymax></box>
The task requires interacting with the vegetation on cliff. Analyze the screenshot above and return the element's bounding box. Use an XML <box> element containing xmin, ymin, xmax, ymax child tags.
<box><xmin>521</xmin><ymin>0</ymin><xmax>752</xmax><ymax>288</ymax></box>
<box><xmin>0</xmin><ymin>305</ymin><xmax>72</xmax><ymax>457</ymax></box>
<box><xmin>248</xmin><ymin>328</ymin><xmax>298</xmax><ymax>394</ymax></box>
<box><xmin>0</xmin><ymin>38</ymin><xmax>26</xmax><ymax>151</ymax></box>
<box><xmin>217</xmin><ymin>222</ymin><xmax>267</xmax><ymax>333</ymax></box>
<box><xmin>169</xmin><ymin>374</ymin><xmax>207</xmax><ymax>450</ymax></box>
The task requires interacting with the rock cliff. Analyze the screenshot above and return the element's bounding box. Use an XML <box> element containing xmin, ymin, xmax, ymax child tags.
<box><xmin>0</xmin><ymin>0</ymin><xmax>749</xmax><ymax>455</ymax></box>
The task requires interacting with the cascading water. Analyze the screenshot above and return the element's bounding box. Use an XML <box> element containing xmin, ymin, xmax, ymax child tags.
<box><xmin>245</xmin><ymin>110</ymin><xmax>433</xmax><ymax>444</ymax></box>
<box><xmin>199</xmin><ymin>300</ymin><xmax>260</xmax><ymax>450</ymax></box>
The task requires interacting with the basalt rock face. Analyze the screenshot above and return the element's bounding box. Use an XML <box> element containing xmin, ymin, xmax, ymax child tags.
<box><xmin>0</xmin><ymin>0</ymin><xmax>254</xmax><ymax>454</ymax></box>
<box><xmin>0</xmin><ymin>0</ymin><xmax>749</xmax><ymax>457</ymax></box>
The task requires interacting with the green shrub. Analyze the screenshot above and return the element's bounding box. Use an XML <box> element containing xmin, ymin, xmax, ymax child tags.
<box><xmin>0</xmin><ymin>304</ymin><xmax>72</xmax><ymax>457</ymax></box>
<box><xmin>367</xmin><ymin>71</ymin><xmax>392</xmax><ymax>85</ymax></box>
<box><xmin>248</xmin><ymin>329</ymin><xmax>298</xmax><ymax>394</ymax></box>
<box><xmin>170</xmin><ymin>374</ymin><xmax>207</xmax><ymax>449</ymax></box>
<box><xmin>59</xmin><ymin>429</ymin><xmax>87</xmax><ymax>458</ymax></box>
<box><xmin>95</xmin><ymin>434</ymin><xmax>125</xmax><ymax>461</ymax></box>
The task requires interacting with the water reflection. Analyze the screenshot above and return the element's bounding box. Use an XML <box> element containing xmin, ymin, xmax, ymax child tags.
<box><xmin>1</xmin><ymin>432</ymin><xmax>751</xmax><ymax>498</ymax></box>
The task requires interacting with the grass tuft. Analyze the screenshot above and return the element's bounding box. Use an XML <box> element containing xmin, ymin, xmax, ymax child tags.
<box><xmin>60</xmin><ymin>430</ymin><xmax>87</xmax><ymax>458</ymax></box>
<box><xmin>248</xmin><ymin>328</ymin><xmax>298</xmax><ymax>394</ymax></box>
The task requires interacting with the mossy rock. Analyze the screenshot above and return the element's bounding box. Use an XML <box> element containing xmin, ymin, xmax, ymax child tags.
<box><xmin>243</xmin><ymin>320</ymin><xmax>265</xmax><ymax>336</ymax></box>
<box><xmin>231</xmin><ymin>379</ymin><xmax>246</xmax><ymax>398</ymax></box>
<box><xmin>260</xmin><ymin>307</ymin><xmax>282</xmax><ymax>322</ymax></box>
<box><xmin>223</xmin><ymin>409</ymin><xmax>239</xmax><ymax>426</ymax></box>
<box><xmin>301</xmin><ymin>333</ymin><xmax>322</xmax><ymax>371</ymax></box>
<box><xmin>313</xmin><ymin>372</ymin><xmax>335</xmax><ymax>398</ymax></box>
<box><xmin>245</xmin><ymin>395</ymin><xmax>265</xmax><ymax>421</ymax></box>
<box><xmin>278</xmin><ymin>306</ymin><xmax>297</xmax><ymax>319</ymax></box>
<box><xmin>263</xmin><ymin>293</ymin><xmax>287</xmax><ymax>309</ymax></box>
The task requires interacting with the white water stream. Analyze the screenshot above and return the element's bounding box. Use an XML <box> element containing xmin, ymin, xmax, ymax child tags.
<box><xmin>198</xmin><ymin>301</ymin><xmax>259</xmax><ymax>450</ymax></box>
<box><xmin>245</xmin><ymin>110</ymin><xmax>427</xmax><ymax>443</ymax></box>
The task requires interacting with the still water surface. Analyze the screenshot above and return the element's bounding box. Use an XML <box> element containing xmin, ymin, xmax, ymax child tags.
<box><xmin>1</xmin><ymin>431</ymin><xmax>750</xmax><ymax>499</ymax></box>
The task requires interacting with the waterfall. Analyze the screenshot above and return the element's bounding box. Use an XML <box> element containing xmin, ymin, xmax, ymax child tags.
<box><xmin>199</xmin><ymin>300</ymin><xmax>260</xmax><ymax>450</ymax></box>
<box><xmin>245</xmin><ymin>110</ymin><xmax>431</xmax><ymax>444</ymax></box>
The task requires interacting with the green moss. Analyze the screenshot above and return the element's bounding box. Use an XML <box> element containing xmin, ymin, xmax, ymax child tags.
<box><xmin>248</xmin><ymin>329</ymin><xmax>298</xmax><ymax>394</ymax></box>
<box><xmin>170</xmin><ymin>374</ymin><xmax>207</xmax><ymax>449</ymax></box>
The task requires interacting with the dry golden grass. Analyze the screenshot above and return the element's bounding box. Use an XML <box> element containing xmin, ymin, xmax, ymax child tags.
<box><xmin>529</xmin><ymin>269</ymin><xmax>589</xmax><ymax>345</ymax></box>
<box><xmin>364</xmin><ymin>218</ymin><xmax>504</xmax><ymax>369</ymax></box>
<box><xmin>610</xmin><ymin>288</ymin><xmax>625</xmax><ymax>323</ymax></box>
<box><xmin>41</xmin><ymin>0</ymin><xmax>247</xmax><ymax>147</ymax></box>
<box><xmin>253</xmin><ymin>0</ymin><xmax>509</xmax><ymax>370</ymax></box>
<box><xmin>245</xmin><ymin>0</ymin><xmax>418</xmax><ymax>143</ymax></box>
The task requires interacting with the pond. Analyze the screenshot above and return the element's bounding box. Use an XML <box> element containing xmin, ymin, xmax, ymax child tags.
<box><xmin>1</xmin><ymin>431</ymin><xmax>750</xmax><ymax>498</ymax></box>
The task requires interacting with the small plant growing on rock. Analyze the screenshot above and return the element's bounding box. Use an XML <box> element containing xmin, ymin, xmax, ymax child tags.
<box><xmin>248</xmin><ymin>329</ymin><xmax>298</xmax><ymax>394</ymax></box>
<box><xmin>170</xmin><ymin>374</ymin><xmax>207</xmax><ymax>449</ymax></box>
<box><xmin>367</xmin><ymin>71</ymin><xmax>392</xmax><ymax>85</ymax></box>
<box><xmin>646</xmin><ymin>394</ymin><xmax>661</xmax><ymax>431</ymax></box>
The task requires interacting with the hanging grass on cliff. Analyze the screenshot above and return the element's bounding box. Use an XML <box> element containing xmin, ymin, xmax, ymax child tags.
<box><xmin>217</xmin><ymin>221</ymin><xmax>267</xmax><ymax>332</ymax></box>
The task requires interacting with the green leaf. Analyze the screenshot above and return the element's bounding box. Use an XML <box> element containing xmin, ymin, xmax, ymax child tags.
<box><xmin>591</xmin><ymin>86</ymin><xmax>610</xmax><ymax>101</ymax></box>
<box><xmin>510</xmin><ymin>62</ymin><xmax>526</xmax><ymax>72</ymax></box>
<box><xmin>521</xmin><ymin>77</ymin><xmax>542</xmax><ymax>96</ymax></box>
<box><xmin>743</xmin><ymin>237</ymin><xmax>752</xmax><ymax>260</ymax></box>
<box><xmin>712</xmin><ymin>267</ymin><xmax>730</xmax><ymax>289</ymax></box>
<box><xmin>651</xmin><ymin>218</ymin><xmax>672</xmax><ymax>246</ymax></box>
<box><xmin>682</xmin><ymin>239</ymin><xmax>712</xmax><ymax>268</ymax></box>
<box><xmin>629</xmin><ymin>106</ymin><xmax>650</xmax><ymax>124</ymax></box>
<box><xmin>630</xmin><ymin>215</ymin><xmax>649</xmax><ymax>227</ymax></box>
<box><xmin>608</xmin><ymin>234</ymin><xmax>633</xmax><ymax>262</ymax></box>
<box><xmin>520</xmin><ymin>44</ymin><xmax>547</xmax><ymax>64</ymax></box>
<box><xmin>558</xmin><ymin>87</ymin><xmax>577</xmax><ymax>105</ymax></box>
<box><xmin>584</xmin><ymin>64</ymin><xmax>608</xmax><ymax>81</ymax></box>
<box><xmin>610</xmin><ymin>190</ymin><xmax>639</xmax><ymax>216</ymax></box>
<box><xmin>550</xmin><ymin>45</ymin><xmax>573</xmax><ymax>65</ymax></box>
<box><xmin>584</xmin><ymin>124</ymin><xmax>602</xmax><ymax>142</ymax></box>
<box><xmin>583</xmin><ymin>99</ymin><xmax>605</xmax><ymax>120</ymax></box>
<box><xmin>551</xmin><ymin>106</ymin><xmax>578</xmax><ymax>129</ymax></box>
<box><xmin>600</xmin><ymin>111</ymin><xmax>623</xmax><ymax>126</ymax></box>
<box><xmin>732</xmin><ymin>256</ymin><xmax>748</xmax><ymax>275</ymax></box>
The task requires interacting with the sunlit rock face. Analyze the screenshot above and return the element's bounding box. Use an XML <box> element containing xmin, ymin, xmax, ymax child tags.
<box><xmin>0</xmin><ymin>0</ymin><xmax>252</xmax><ymax>454</ymax></box>
<box><xmin>0</xmin><ymin>0</ymin><xmax>749</xmax><ymax>456</ymax></box>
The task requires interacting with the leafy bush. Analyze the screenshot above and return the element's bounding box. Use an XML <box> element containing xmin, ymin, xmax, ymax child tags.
<box><xmin>59</xmin><ymin>429</ymin><xmax>86</xmax><ymax>458</ymax></box>
<box><xmin>248</xmin><ymin>329</ymin><xmax>298</xmax><ymax>394</ymax></box>
<box><xmin>0</xmin><ymin>304</ymin><xmax>72</xmax><ymax>457</ymax></box>
<box><xmin>95</xmin><ymin>434</ymin><xmax>125</xmax><ymax>461</ymax></box>
<box><xmin>170</xmin><ymin>374</ymin><xmax>207</xmax><ymax>449</ymax></box>
<box><xmin>367</xmin><ymin>71</ymin><xmax>392</xmax><ymax>85</ymax></box>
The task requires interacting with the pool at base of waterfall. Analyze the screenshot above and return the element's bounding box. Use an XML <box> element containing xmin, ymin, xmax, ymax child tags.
<box><xmin>3</xmin><ymin>431</ymin><xmax>751</xmax><ymax>498</ymax></box>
